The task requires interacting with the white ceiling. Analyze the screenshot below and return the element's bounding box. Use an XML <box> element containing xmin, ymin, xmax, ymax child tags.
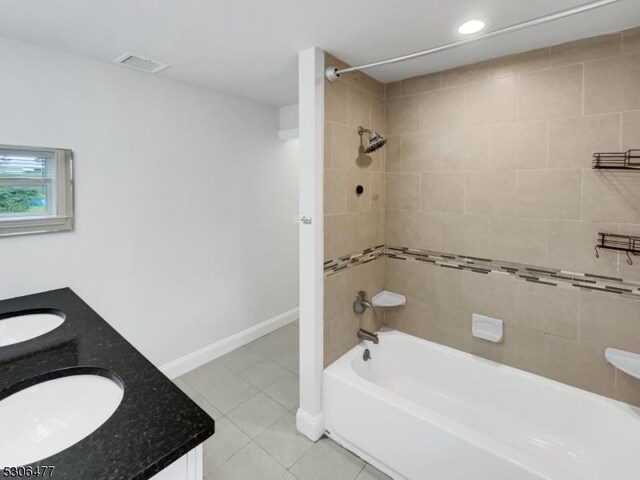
<box><xmin>0</xmin><ymin>0</ymin><xmax>638</xmax><ymax>106</ymax></box>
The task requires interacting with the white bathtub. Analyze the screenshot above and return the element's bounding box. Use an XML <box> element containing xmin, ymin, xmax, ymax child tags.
<box><xmin>323</xmin><ymin>329</ymin><xmax>640</xmax><ymax>480</ymax></box>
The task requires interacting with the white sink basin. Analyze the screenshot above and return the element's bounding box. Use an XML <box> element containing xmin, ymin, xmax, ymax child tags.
<box><xmin>0</xmin><ymin>312</ymin><xmax>65</xmax><ymax>347</ymax></box>
<box><xmin>0</xmin><ymin>374</ymin><xmax>124</xmax><ymax>466</ymax></box>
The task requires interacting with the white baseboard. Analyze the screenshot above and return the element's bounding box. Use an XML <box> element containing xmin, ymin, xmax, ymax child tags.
<box><xmin>161</xmin><ymin>307</ymin><xmax>299</xmax><ymax>379</ymax></box>
<box><xmin>296</xmin><ymin>408</ymin><xmax>324</xmax><ymax>441</ymax></box>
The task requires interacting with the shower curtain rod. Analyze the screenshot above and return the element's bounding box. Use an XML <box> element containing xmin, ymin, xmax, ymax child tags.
<box><xmin>325</xmin><ymin>0</ymin><xmax>624</xmax><ymax>82</ymax></box>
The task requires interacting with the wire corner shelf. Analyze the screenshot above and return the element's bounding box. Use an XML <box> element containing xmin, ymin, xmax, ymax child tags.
<box><xmin>595</xmin><ymin>232</ymin><xmax>640</xmax><ymax>265</ymax></box>
<box><xmin>592</xmin><ymin>150</ymin><xmax>640</xmax><ymax>170</ymax></box>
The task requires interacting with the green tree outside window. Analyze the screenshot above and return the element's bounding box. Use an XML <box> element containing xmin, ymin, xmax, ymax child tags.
<box><xmin>0</xmin><ymin>187</ymin><xmax>44</xmax><ymax>213</ymax></box>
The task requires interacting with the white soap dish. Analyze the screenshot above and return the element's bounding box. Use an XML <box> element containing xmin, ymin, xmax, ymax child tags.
<box><xmin>372</xmin><ymin>291</ymin><xmax>406</xmax><ymax>308</ymax></box>
<box><xmin>472</xmin><ymin>314</ymin><xmax>504</xmax><ymax>343</ymax></box>
<box><xmin>605</xmin><ymin>348</ymin><xmax>640</xmax><ymax>380</ymax></box>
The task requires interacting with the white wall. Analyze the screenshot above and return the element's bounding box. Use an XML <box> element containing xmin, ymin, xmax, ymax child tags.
<box><xmin>296</xmin><ymin>48</ymin><xmax>324</xmax><ymax>441</ymax></box>
<box><xmin>0</xmin><ymin>36</ymin><xmax>299</xmax><ymax>368</ymax></box>
<box><xmin>278</xmin><ymin>103</ymin><xmax>299</xmax><ymax>141</ymax></box>
<box><xmin>279</xmin><ymin>103</ymin><xmax>299</xmax><ymax>131</ymax></box>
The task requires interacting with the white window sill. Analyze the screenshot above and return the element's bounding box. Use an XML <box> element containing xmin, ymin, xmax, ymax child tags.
<box><xmin>0</xmin><ymin>215</ymin><xmax>73</xmax><ymax>237</ymax></box>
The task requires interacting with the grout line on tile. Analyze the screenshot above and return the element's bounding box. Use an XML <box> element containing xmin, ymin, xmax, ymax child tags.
<box><xmin>545</xmin><ymin>119</ymin><xmax>551</xmax><ymax>168</ymax></box>
<box><xmin>581</xmin><ymin>62</ymin><xmax>586</xmax><ymax>117</ymax></box>
<box><xmin>619</xmin><ymin>111</ymin><xmax>623</xmax><ymax>150</ymax></box>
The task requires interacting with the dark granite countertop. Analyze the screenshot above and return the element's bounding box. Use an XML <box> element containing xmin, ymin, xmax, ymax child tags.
<box><xmin>0</xmin><ymin>288</ymin><xmax>215</xmax><ymax>479</ymax></box>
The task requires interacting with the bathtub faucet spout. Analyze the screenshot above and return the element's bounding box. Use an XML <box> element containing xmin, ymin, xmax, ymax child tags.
<box><xmin>358</xmin><ymin>329</ymin><xmax>379</xmax><ymax>344</ymax></box>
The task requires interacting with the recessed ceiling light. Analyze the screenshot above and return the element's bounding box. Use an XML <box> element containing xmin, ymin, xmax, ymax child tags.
<box><xmin>457</xmin><ymin>19</ymin><xmax>487</xmax><ymax>35</ymax></box>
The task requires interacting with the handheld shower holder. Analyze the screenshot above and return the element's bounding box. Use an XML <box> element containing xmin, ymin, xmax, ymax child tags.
<box><xmin>353</xmin><ymin>290</ymin><xmax>377</xmax><ymax>319</ymax></box>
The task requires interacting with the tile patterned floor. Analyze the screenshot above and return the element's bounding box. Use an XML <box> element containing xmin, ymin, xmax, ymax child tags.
<box><xmin>173</xmin><ymin>321</ymin><xmax>391</xmax><ymax>480</ymax></box>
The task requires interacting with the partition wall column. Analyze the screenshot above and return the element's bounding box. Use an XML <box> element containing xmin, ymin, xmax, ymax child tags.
<box><xmin>296</xmin><ymin>46</ymin><xmax>325</xmax><ymax>441</ymax></box>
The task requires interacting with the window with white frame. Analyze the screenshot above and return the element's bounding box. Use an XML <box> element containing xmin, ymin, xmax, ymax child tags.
<box><xmin>0</xmin><ymin>145</ymin><xmax>73</xmax><ymax>237</ymax></box>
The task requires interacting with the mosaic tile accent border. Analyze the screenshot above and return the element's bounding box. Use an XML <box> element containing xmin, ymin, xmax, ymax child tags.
<box><xmin>324</xmin><ymin>245</ymin><xmax>385</xmax><ymax>276</ymax></box>
<box><xmin>324</xmin><ymin>244</ymin><xmax>640</xmax><ymax>300</ymax></box>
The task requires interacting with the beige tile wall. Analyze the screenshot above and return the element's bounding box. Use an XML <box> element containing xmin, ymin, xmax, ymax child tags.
<box><xmin>324</xmin><ymin>54</ymin><xmax>386</xmax><ymax>364</ymax></box>
<box><xmin>324</xmin><ymin>260</ymin><xmax>385</xmax><ymax>367</ymax></box>
<box><xmin>383</xmin><ymin>28</ymin><xmax>640</xmax><ymax>405</ymax></box>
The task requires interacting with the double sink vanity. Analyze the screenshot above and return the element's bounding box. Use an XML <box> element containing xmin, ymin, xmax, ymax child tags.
<box><xmin>0</xmin><ymin>288</ymin><xmax>215</xmax><ymax>479</ymax></box>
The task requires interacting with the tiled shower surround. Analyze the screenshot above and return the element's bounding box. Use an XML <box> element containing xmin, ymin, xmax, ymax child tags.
<box><xmin>323</xmin><ymin>54</ymin><xmax>386</xmax><ymax>365</ymax></box>
<box><xmin>323</xmin><ymin>28</ymin><xmax>640</xmax><ymax>405</ymax></box>
<box><xmin>326</xmin><ymin>245</ymin><xmax>640</xmax><ymax>300</ymax></box>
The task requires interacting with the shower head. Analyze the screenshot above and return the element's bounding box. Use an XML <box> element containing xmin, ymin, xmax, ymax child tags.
<box><xmin>358</xmin><ymin>126</ymin><xmax>387</xmax><ymax>154</ymax></box>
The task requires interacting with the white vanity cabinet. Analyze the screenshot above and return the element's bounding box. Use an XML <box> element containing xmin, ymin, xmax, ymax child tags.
<box><xmin>151</xmin><ymin>445</ymin><xmax>203</xmax><ymax>480</ymax></box>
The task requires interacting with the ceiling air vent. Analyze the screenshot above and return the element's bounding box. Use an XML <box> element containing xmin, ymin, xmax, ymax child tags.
<box><xmin>113</xmin><ymin>53</ymin><xmax>170</xmax><ymax>74</ymax></box>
